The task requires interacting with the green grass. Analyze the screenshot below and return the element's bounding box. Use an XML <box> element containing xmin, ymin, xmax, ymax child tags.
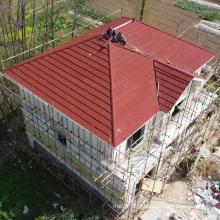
<box><xmin>175</xmin><ymin>0</ymin><xmax>220</xmax><ymax>21</ymax></box>
<box><xmin>0</xmin><ymin>151</ymin><xmax>103</xmax><ymax>220</ymax></box>
<box><xmin>0</xmin><ymin>108</ymin><xmax>103</xmax><ymax>219</ymax></box>
<box><xmin>0</xmin><ymin>153</ymin><xmax>71</xmax><ymax>219</ymax></box>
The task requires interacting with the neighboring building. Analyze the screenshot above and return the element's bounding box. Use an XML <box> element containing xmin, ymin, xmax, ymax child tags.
<box><xmin>3</xmin><ymin>18</ymin><xmax>215</xmax><ymax>210</ymax></box>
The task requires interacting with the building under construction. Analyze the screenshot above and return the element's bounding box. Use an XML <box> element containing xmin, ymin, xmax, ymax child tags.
<box><xmin>0</xmin><ymin>17</ymin><xmax>220</xmax><ymax>218</ymax></box>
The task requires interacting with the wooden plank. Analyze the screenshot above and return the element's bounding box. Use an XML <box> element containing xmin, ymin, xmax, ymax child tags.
<box><xmin>142</xmin><ymin>178</ymin><xmax>162</xmax><ymax>194</ymax></box>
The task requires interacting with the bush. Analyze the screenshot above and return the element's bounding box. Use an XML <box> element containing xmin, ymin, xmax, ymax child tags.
<box><xmin>0</xmin><ymin>27</ymin><xmax>34</xmax><ymax>45</ymax></box>
<box><xmin>36</xmin><ymin>16</ymin><xmax>73</xmax><ymax>32</ymax></box>
<box><xmin>203</xmin><ymin>11</ymin><xmax>219</xmax><ymax>21</ymax></box>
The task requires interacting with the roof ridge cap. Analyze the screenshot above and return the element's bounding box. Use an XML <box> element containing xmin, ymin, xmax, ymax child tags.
<box><xmin>112</xmin><ymin>42</ymin><xmax>154</xmax><ymax>60</ymax></box>
<box><xmin>108</xmin><ymin>43</ymin><xmax>116</xmax><ymax>147</ymax></box>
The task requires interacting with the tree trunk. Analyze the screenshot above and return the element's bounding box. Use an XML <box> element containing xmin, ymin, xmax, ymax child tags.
<box><xmin>43</xmin><ymin>0</ymin><xmax>49</xmax><ymax>52</ymax></box>
<box><xmin>30</xmin><ymin>0</ymin><xmax>36</xmax><ymax>55</ymax></box>
<box><xmin>51</xmin><ymin>0</ymin><xmax>55</xmax><ymax>48</ymax></box>
<box><xmin>140</xmin><ymin>0</ymin><xmax>146</xmax><ymax>21</ymax></box>
<box><xmin>21</xmin><ymin>0</ymin><xmax>26</xmax><ymax>59</ymax></box>
<box><xmin>72</xmin><ymin>0</ymin><xmax>78</xmax><ymax>39</ymax></box>
<box><xmin>8</xmin><ymin>0</ymin><xmax>15</xmax><ymax>64</ymax></box>
<box><xmin>15</xmin><ymin>0</ymin><xmax>21</xmax><ymax>63</ymax></box>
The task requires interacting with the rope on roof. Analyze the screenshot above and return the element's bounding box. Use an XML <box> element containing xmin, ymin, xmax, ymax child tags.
<box><xmin>163</xmin><ymin>56</ymin><xmax>171</xmax><ymax>64</ymax></box>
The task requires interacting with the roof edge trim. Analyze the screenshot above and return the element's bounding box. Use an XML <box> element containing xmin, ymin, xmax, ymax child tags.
<box><xmin>193</xmin><ymin>56</ymin><xmax>215</xmax><ymax>74</ymax></box>
<box><xmin>154</xmin><ymin>60</ymin><xmax>204</xmax><ymax>80</ymax></box>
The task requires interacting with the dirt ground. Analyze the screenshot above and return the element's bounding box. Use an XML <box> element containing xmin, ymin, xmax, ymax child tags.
<box><xmin>192</xmin><ymin>159</ymin><xmax>220</xmax><ymax>180</ymax></box>
<box><xmin>146</xmin><ymin>180</ymin><xmax>205</xmax><ymax>220</ymax></box>
<box><xmin>192</xmin><ymin>128</ymin><xmax>220</xmax><ymax>181</ymax></box>
<box><xmin>88</xmin><ymin>0</ymin><xmax>220</xmax><ymax>56</ymax></box>
<box><xmin>206</xmin><ymin>127</ymin><xmax>220</xmax><ymax>151</ymax></box>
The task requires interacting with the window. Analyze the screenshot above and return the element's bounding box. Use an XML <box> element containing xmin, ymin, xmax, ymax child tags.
<box><xmin>58</xmin><ymin>132</ymin><xmax>67</xmax><ymax>146</ymax></box>
<box><xmin>127</xmin><ymin>125</ymin><xmax>145</xmax><ymax>150</ymax></box>
<box><xmin>171</xmin><ymin>98</ymin><xmax>187</xmax><ymax>118</ymax></box>
<box><xmin>135</xmin><ymin>181</ymin><xmax>142</xmax><ymax>195</ymax></box>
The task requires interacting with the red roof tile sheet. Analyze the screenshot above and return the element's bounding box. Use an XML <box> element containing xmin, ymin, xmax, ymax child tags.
<box><xmin>116</xmin><ymin>18</ymin><xmax>215</xmax><ymax>73</ymax></box>
<box><xmin>153</xmin><ymin>60</ymin><xmax>197</xmax><ymax>112</ymax></box>
<box><xmin>110</xmin><ymin>44</ymin><xmax>159</xmax><ymax>146</ymax></box>
<box><xmin>4</xmin><ymin>17</ymin><xmax>214</xmax><ymax>148</ymax></box>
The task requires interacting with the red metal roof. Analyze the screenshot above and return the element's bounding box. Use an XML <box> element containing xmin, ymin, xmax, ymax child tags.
<box><xmin>153</xmin><ymin>60</ymin><xmax>198</xmax><ymax>112</ymax></box>
<box><xmin>116</xmin><ymin>18</ymin><xmax>215</xmax><ymax>73</ymax></box>
<box><xmin>4</xmin><ymin>17</ymin><xmax>214</xmax><ymax>148</ymax></box>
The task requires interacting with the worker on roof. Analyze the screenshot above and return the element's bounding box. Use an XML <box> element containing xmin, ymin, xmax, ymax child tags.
<box><xmin>106</xmin><ymin>26</ymin><xmax>116</xmax><ymax>40</ymax></box>
<box><xmin>115</xmin><ymin>32</ymin><xmax>126</xmax><ymax>46</ymax></box>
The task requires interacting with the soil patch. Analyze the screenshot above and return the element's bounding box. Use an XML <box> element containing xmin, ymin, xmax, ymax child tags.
<box><xmin>192</xmin><ymin>159</ymin><xmax>220</xmax><ymax>180</ymax></box>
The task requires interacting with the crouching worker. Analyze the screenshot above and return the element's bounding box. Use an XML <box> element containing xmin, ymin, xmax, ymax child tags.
<box><xmin>106</xmin><ymin>26</ymin><xmax>116</xmax><ymax>40</ymax></box>
<box><xmin>116</xmin><ymin>32</ymin><xmax>126</xmax><ymax>46</ymax></box>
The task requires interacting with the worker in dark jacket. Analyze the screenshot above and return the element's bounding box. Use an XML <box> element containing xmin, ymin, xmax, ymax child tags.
<box><xmin>115</xmin><ymin>32</ymin><xmax>126</xmax><ymax>45</ymax></box>
<box><xmin>106</xmin><ymin>26</ymin><xmax>116</xmax><ymax>40</ymax></box>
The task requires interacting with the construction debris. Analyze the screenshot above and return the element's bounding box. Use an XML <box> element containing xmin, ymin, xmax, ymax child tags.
<box><xmin>23</xmin><ymin>205</ymin><xmax>29</xmax><ymax>214</ymax></box>
<box><xmin>52</xmin><ymin>202</ymin><xmax>59</xmax><ymax>209</ymax></box>
<box><xmin>189</xmin><ymin>178</ymin><xmax>220</xmax><ymax>219</ymax></box>
<box><xmin>192</xmin><ymin>176</ymin><xmax>208</xmax><ymax>189</ymax></box>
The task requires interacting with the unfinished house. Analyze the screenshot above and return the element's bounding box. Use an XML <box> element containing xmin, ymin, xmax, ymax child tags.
<box><xmin>1</xmin><ymin>17</ymin><xmax>217</xmax><ymax>215</ymax></box>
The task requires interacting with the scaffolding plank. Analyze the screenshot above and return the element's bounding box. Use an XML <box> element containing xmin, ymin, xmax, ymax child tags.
<box><xmin>142</xmin><ymin>178</ymin><xmax>163</xmax><ymax>193</ymax></box>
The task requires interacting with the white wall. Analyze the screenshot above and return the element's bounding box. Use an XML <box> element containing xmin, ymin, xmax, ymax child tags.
<box><xmin>19</xmin><ymin>87</ymin><xmax>115</xmax><ymax>163</ymax></box>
